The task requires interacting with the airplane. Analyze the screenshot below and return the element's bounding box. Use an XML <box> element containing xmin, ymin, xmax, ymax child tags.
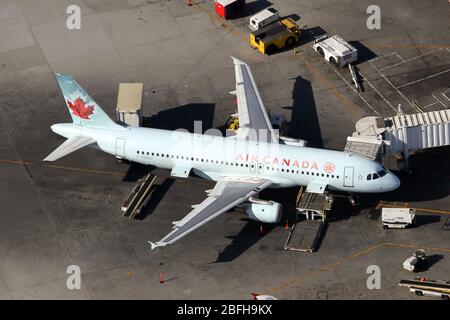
<box><xmin>44</xmin><ymin>57</ymin><xmax>400</xmax><ymax>250</ymax></box>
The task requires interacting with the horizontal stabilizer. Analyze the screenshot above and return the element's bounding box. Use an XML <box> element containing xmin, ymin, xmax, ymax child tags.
<box><xmin>43</xmin><ymin>136</ymin><xmax>96</xmax><ymax>161</ymax></box>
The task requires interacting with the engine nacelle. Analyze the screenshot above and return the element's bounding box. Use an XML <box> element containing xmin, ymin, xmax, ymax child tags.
<box><xmin>244</xmin><ymin>198</ymin><xmax>282</xmax><ymax>223</ymax></box>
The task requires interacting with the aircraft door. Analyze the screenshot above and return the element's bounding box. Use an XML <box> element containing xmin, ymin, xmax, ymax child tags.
<box><xmin>343</xmin><ymin>166</ymin><xmax>354</xmax><ymax>187</ymax></box>
<box><xmin>115</xmin><ymin>138</ymin><xmax>126</xmax><ymax>158</ymax></box>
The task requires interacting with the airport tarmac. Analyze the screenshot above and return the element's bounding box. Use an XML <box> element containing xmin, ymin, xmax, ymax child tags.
<box><xmin>0</xmin><ymin>0</ymin><xmax>449</xmax><ymax>299</ymax></box>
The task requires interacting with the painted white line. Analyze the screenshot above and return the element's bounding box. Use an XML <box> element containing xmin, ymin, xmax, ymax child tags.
<box><xmin>397</xmin><ymin>68</ymin><xmax>450</xmax><ymax>89</ymax></box>
<box><xmin>379</xmin><ymin>48</ymin><xmax>444</xmax><ymax>71</ymax></box>
<box><xmin>432</xmin><ymin>93</ymin><xmax>447</xmax><ymax>108</ymax></box>
<box><xmin>370</xmin><ymin>52</ymin><xmax>398</xmax><ymax>63</ymax></box>
<box><xmin>331</xmin><ymin>68</ymin><xmax>381</xmax><ymax>116</ymax></box>
<box><xmin>442</xmin><ymin>91</ymin><xmax>450</xmax><ymax>102</ymax></box>
<box><xmin>369</xmin><ymin>61</ymin><xmax>418</xmax><ymax>111</ymax></box>
<box><xmin>394</xmin><ymin>52</ymin><xmax>404</xmax><ymax>62</ymax></box>
<box><xmin>358</xmin><ymin>71</ymin><xmax>397</xmax><ymax>113</ymax></box>
<box><xmin>421</xmin><ymin>101</ymin><xmax>440</xmax><ymax>110</ymax></box>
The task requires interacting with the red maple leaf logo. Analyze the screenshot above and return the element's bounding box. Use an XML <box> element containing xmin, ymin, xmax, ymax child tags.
<box><xmin>324</xmin><ymin>162</ymin><xmax>335</xmax><ymax>173</ymax></box>
<box><xmin>67</xmin><ymin>98</ymin><xmax>94</xmax><ymax>120</ymax></box>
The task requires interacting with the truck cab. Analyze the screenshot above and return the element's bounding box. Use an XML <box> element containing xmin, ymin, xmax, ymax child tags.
<box><xmin>250</xmin><ymin>18</ymin><xmax>301</xmax><ymax>55</ymax></box>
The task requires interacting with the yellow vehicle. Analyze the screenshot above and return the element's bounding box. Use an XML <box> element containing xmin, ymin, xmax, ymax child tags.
<box><xmin>250</xmin><ymin>18</ymin><xmax>301</xmax><ymax>54</ymax></box>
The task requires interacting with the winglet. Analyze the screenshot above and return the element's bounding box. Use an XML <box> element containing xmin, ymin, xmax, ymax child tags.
<box><xmin>148</xmin><ymin>241</ymin><xmax>167</xmax><ymax>250</ymax></box>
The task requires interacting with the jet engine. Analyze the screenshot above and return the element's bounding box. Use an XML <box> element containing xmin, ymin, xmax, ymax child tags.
<box><xmin>244</xmin><ymin>198</ymin><xmax>282</xmax><ymax>223</ymax></box>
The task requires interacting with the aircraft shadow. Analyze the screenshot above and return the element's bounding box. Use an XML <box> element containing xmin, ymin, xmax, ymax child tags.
<box><xmin>214</xmin><ymin>219</ymin><xmax>277</xmax><ymax>263</ymax></box>
<box><xmin>213</xmin><ymin>187</ymin><xmax>298</xmax><ymax>262</ymax></box>
<box><xmin>284</xmin><ymin>76</ymin><xmax>324</xmax><ymax>148</ymax></box>
<box><xmin>143</xmin><ymin>102</ymin><xmax>216</xmax><ymax>133</ymax></box>
<box><xmin>137</xmin><ymin>177</ymin><xmax>176</xmax><ymax>220</ymax></box>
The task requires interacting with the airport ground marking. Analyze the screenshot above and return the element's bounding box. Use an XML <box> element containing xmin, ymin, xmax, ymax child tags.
<box><xmin>43</xmin><ymin>164</ymin><xmax>126</xmax><ymax>177</ymax></box>
<box><xmin>0</xmin><ymin>159</ymin><xmax>34</xmax><ymax>166</ymax></box>
<box><xmin>366</xmin><ymin>44</ymin><xmax>450</xmax><ymax>49</ymax></box>
<box><xmin>378</xmin><ymin>204</ymin><xmax>450</xmax><ymax>216</ymax></box>
<box><xmin>368</xmin><ymin>61</ymin><xmax>419</xmax><ymax>112</ymax></box>
<box><xmin>330</xmin><ymin>67</ymin><xmax>381</xmax><ymax>116</ymax></box>
<box><xmin>263</xmin><ymin>241</ymin><xmax>450</xmax><ymax>296</ymax></box>
<box><xmin>397</xmin><ymin>68</ymin><xmax>450</xmax><ymax>90</ymax></box>
<box><xmin>378</xmin><ymin>48</ymin><xmax>445</xmax><ymax>71</ymax></box>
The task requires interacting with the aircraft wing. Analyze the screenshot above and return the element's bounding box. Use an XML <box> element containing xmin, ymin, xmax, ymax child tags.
<box><xmin>149</xmin><ymin>177</ymin><xmax>272</xmax><ymax>249</ymax></box>
<box><xmin>43</xmin><ymin>136</ymin><xmax>96</xmax><ymax>161</ymax></box>
<box><xmin>231</xmin><ymin>57</ymin><xmax>278</xmax><ymax>143</ymax></box>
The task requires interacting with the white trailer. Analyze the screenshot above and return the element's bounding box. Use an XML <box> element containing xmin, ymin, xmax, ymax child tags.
<box><xmin>382</xmin><ymin>207</ymin><xmax>415</xmax><ymax>229</ymax></box>
<box><xmin>313</xmin><ymin>35</ymin><xmax>358</xmax><ymax>68</ymax></box>
<box><xmin>249</xmin><ymin>7</ymin><xmax>279</xmax><ymax>31</ymax></box>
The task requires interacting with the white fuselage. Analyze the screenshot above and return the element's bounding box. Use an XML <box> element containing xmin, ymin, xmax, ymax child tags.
<box><xmin>51</xmin><ymin>123</ymin><xmax>400</xmax><ymax>193</ymax></box>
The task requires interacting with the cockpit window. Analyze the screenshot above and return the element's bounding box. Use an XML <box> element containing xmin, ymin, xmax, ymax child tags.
<box><xmin>372</xmin><ymin>173</ymin><xmax>380</xmax><ymax>180</ymax></box>
<box><xmin>378</xmin><ymin>170</ymin><xmax>387</xmax><ymax>177</ymax></box>
<box><xmin>367</xmin><ymin>174</ymin><xmax>372</xmax><ymax>180</ymax></box>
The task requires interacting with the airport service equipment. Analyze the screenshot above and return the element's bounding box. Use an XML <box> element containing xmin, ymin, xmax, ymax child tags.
<box><xmin>250</xmin><ymin>18</ymin><xmax>301</xmax><ymax>54</ymax></box>
<box><xmin>215</xmin><ymin>0</ymin><xmax>245</xmax><ymax>20</ymax></box>
<box><xmin>116</xmin><ymin>83</ymin><xmax>143</xmax><ymax>127</ymax></box>
<box><xmin>382</xmin><ymin>207</ymin><xmax>415</xmax><ymax>229</ymax></box>
<box><xmin>313</xmin><ymin>35</ymin><xmax>358</xmax><ymax>68</ymax></box>
<box><xmin>399</xmin><ymin>278</ymin><xmax>450</xmax><ymax>300</ymax></box>
<box><xmin>249</xmin><ymin>7</ymin><xmax>279</xmax><ymax>31</ymax></box>
<box><xmin>403</xmin><ymin>249</ymin><xmax>427</xmax><ymax>272</ymax></box>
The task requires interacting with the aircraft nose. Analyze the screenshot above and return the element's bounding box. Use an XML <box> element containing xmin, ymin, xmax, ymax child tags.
<box><xmin>387</xmin><ymin>173</ymin><xmax>401</xmax><ymax>191</ymax></box>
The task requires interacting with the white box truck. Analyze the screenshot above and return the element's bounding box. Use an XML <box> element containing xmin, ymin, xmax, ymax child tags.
<box><xmin>382</xmin><ymin>207</ymin><xmax>416</xmax><ymax>229</ymax></box>
<box><xmin>249</xmin><ymin>7</ymin><xmax>279</xmax><ymax>31</ymax></box>
<box><xmin>313</xmin><ymin>35</ymin><xmax>358</xmax><ymax>68</ymax></box>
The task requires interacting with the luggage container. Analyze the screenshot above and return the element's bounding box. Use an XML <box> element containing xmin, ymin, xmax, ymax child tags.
<box><xmin>215</xmin><ymin>0</ymin><xmax>245</xmax><ymax>20</ymax></box>
<box><xmin>382</xmin><ymin>207</ymin><xmax>415</xmax><ymax>229</ymax></box>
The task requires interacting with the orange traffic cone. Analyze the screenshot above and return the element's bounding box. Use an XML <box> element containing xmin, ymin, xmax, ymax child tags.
<box><xmin>159</xmin><ymin>273</ymin><xmax>164</xmax><ymax>284</ymax></box>
<box><xmin>250</xmin><ymin>293</ymin><xmax>259</xmax><ymax>300</ymax></box>
<box><xmin>187</xmin><ymin>0</ymin><xmax>192</xmax><ymax>6</ymax></box>
<box><xmin>285</xmin><ymin>219</ymin><xmax>289</xmax><ymax>230</ymax></box>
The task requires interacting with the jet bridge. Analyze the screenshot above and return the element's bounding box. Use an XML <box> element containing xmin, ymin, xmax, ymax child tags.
<box><xmin>346</xmin><ymin>107</ymin><xmax>450</xmax><ymax>170</ymax></box>
<box><xmin>284</xmin><ymin>187</ymin><xmax>334</xmax><ymax>252</ymax></box>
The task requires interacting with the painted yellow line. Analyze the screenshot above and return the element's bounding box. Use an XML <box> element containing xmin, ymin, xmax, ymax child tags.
<box><xmin>294</xmin><ymin>51</ymin><xmax>362</xmax><ymax>120</ymax></box>
<box><xmin>379</xmin><ymin>204</ymin><xmax>450</xmax><ymax>215</ymax></box>
<box><xmin>384</xmin><ymin>243</ymin><xmax>450</xmax><ymax>252</ymax></box>
<box><xmin>263</xmin><ymin>242</ymin><xmax>450</xmax><ymax>295</ymax></box>
<box><xmin>43</xmin><ymin>164</ymin><xmax>125</xmax><ymax>177</ymax></box>
<box><xmin>0</xmin><ymin>159</ymin><xmax>34</xmax><ymax>166</ymax></box>
<box><xmin>366</xmin><ymin>44</ymin><xmax>450</xmax><ymax>49</ymax></box>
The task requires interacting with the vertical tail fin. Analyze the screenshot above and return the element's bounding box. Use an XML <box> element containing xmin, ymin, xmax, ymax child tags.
<box><xmin>55</xmin><ymin>74</ymin><xmax>120</xmax><ymax>129</ymax></box>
